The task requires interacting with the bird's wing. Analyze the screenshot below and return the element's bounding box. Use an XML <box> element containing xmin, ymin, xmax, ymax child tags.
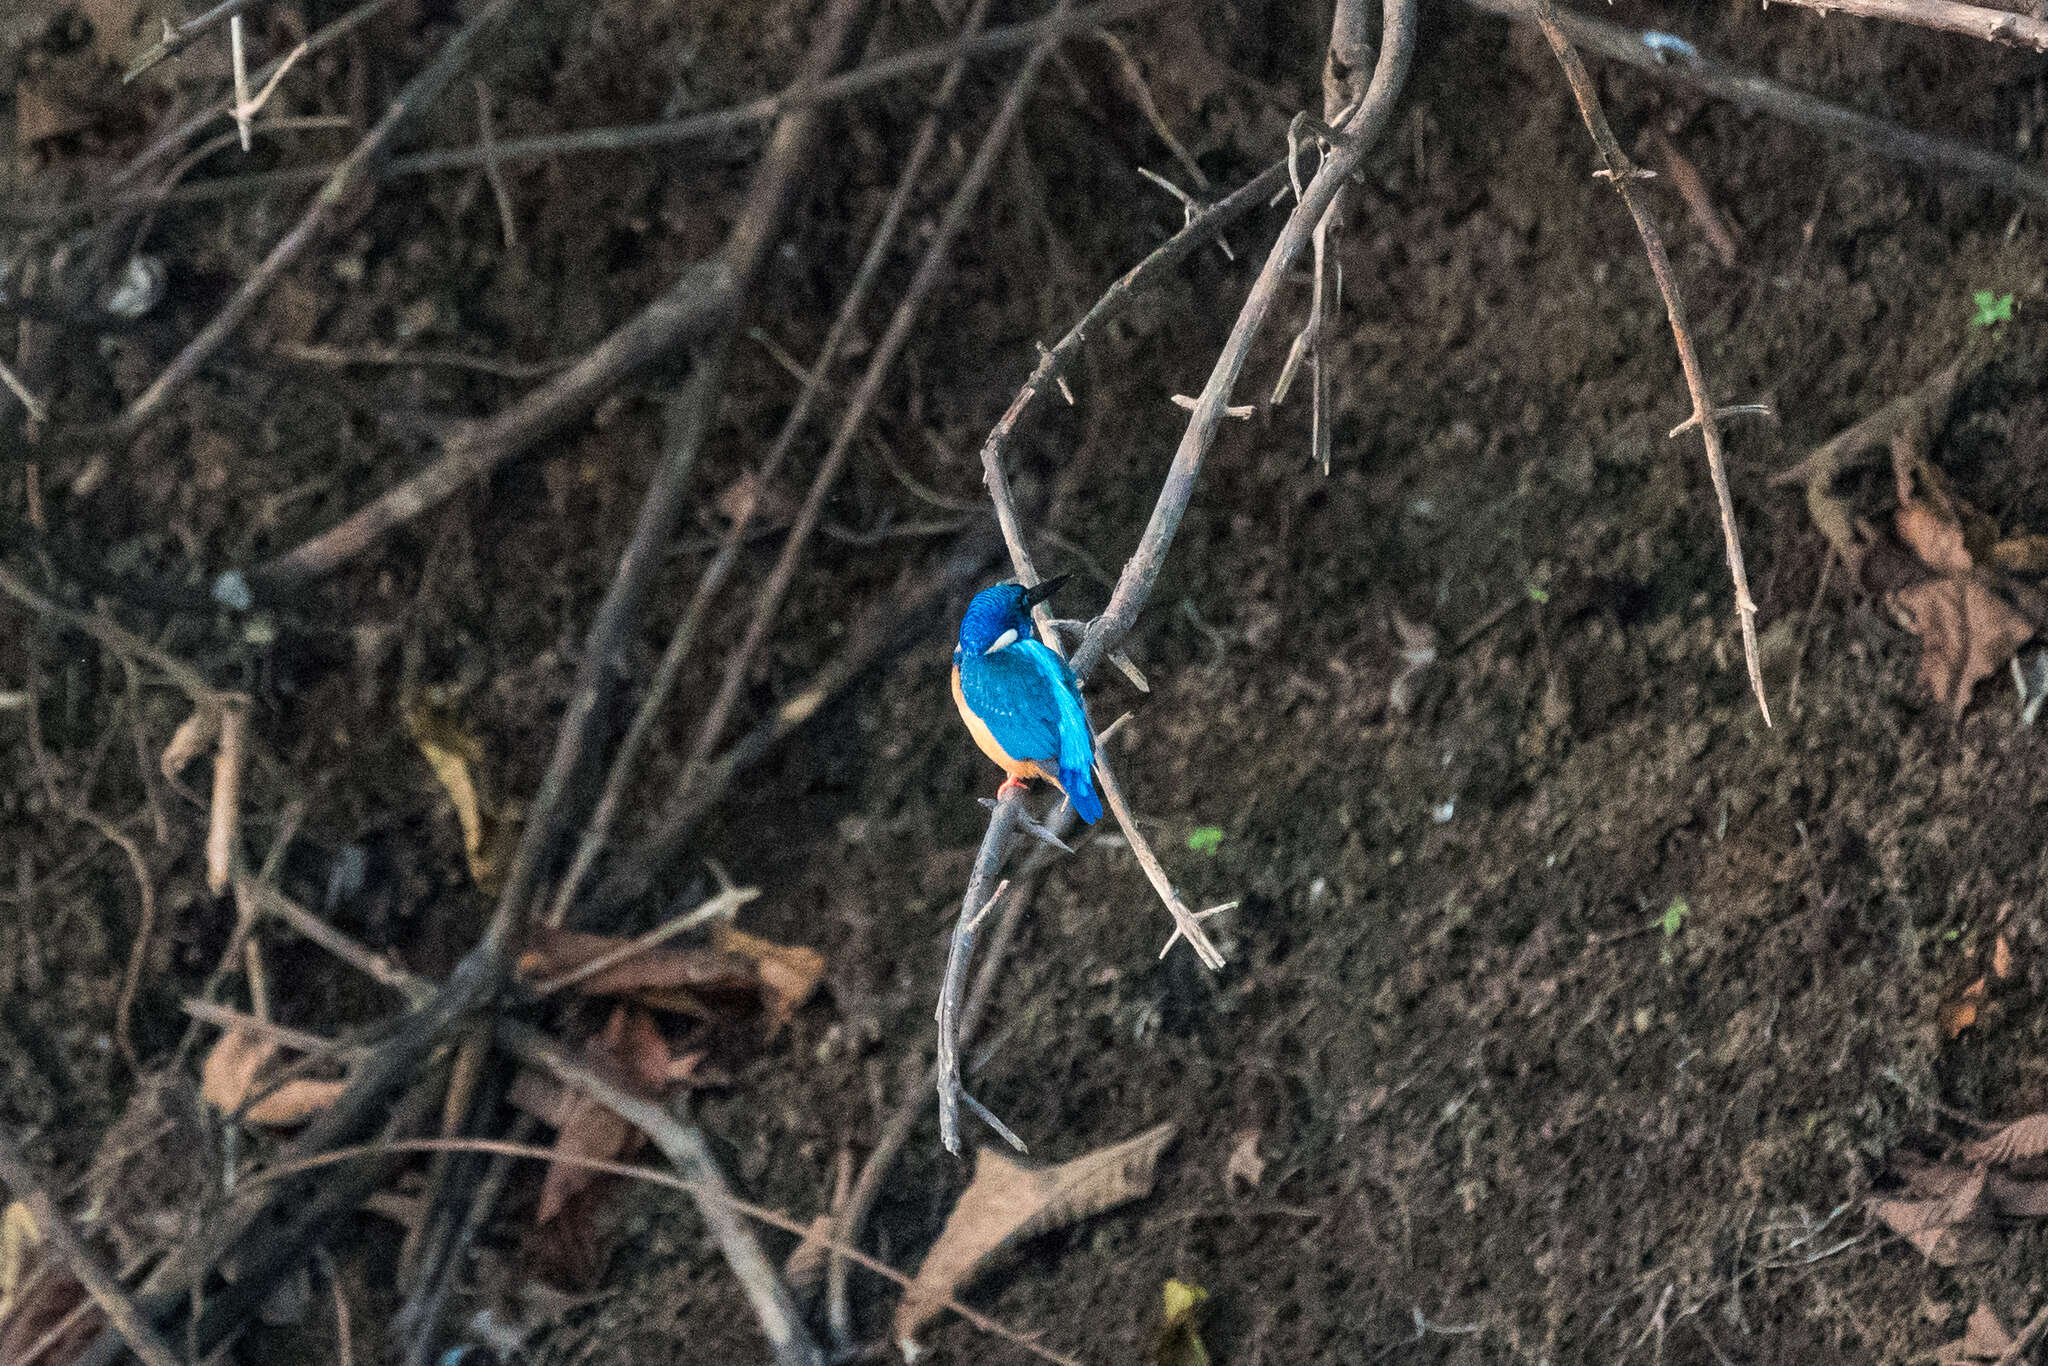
<box><xmin>958</xmin><ymin>646</ymin><xmax>1061</xmax><ymax>765</ymax></box>
<box><xmin>1009</xmin><ymin>640</ymin><xmax>1095</xmax><ymax>778</ymax></box>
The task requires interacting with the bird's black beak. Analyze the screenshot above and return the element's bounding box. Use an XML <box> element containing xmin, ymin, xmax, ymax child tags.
<box><xmin>1022</xmin><ymin>573</ymin><xmax>1071</xmax><ymax>609</ymax></box>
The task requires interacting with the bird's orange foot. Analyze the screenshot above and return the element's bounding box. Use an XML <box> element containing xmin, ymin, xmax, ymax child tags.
<box><xmin>995</xmin><ymin>774</ymin><xmax>1031</xmax><ymax>802</ymax></box>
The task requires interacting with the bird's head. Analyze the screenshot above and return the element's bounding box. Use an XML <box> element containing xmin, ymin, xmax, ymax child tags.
<box><xmin>956</xmin><ymin>575</ymin><xmax>1069</xmax><ymax>657</ymax></box>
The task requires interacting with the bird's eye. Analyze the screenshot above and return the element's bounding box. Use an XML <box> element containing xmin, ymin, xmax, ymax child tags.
<box><xmin>985</xmin><ymin>628</ymin><xmax>1018</xmax><ymax>653</ymax></box>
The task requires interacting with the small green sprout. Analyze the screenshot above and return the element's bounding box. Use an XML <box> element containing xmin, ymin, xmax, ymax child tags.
<box><xmin>1186</xmin><ymin>826</ymin><xmax>1225</xmax><ymax>855</ymax></box>
<box><xmin>1526</xmin><ymin>584</ymin><xmax>1550</xmax><ymax>605</ymax></box>
<box><xmin>1970</xmin><ymin>291</ymin><xmax>2015</xmax><ymax>328</ymax></box>
<box><xmin>1658</xmin><ymin>897</ymin><xmax>1689</xmax><ymax>938</ymax></box>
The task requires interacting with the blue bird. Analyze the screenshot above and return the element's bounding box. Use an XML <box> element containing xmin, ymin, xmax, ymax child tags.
<box><xmin>951</xmin><ymin>576</ymin><xmax>1103</xmax><ymax>824</ymax></box>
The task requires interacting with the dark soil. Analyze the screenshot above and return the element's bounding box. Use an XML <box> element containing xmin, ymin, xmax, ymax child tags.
<box><xmin>7</xmin><ymin>1</ymin><xmax>2048</xmax><ymax>1363</ymax></box>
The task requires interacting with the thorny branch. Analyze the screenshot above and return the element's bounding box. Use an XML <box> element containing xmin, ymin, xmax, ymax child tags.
<box><xmin>1523</xmin><ymin>0</ymin><xmax>1771</xmax><ymax>726</ymax></box>
<box><xmin>1754</xmin><ymin>0</ymin><xmax>2048</xmax><ymax>51</ymax></box>
<box><xmin>938</xmin><ymin>0</ymin><xmax>1420</xmax><ymax>1154</ymax></box>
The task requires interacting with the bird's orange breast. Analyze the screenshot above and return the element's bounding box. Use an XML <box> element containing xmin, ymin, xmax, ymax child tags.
<box><xmin>953</xmin><ymin>663</ymin><xmax>1054</xmax><ymax>785</ymax></box>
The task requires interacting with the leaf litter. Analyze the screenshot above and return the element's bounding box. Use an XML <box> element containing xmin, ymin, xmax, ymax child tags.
<box><xmin>894</xmin><ymin>1122</ymin><xmax>1177</xmax><ymax>1350</ymax></box>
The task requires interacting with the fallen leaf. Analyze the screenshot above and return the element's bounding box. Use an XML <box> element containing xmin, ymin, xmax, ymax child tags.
<box><xmin>1964</xmin><ymin>1113</ymin><xmax>2048</xmax><ymax>1166</ymax></box>
<box><xmin>406</xmin><ymin>706</ymin><xmax>500</xmax><ymax>893</ymax></box>
<box><xmin>1873</xmin><ymin>1165</ymin><xmax>1994</xmax><ymax>1266</ymax></box>
<box><xmin>1224</xmin><ymin>1128</ymin><xmax>1265</xmax><ymax>1195</ymax></box>
<box><xmin>517</xmin><ymin>1006</ymin><xmax>674</xmax><ymax>1224</ymax></box>
<box><xmin>1941</xmin><ymin>976</ymin><xmax>1989</xmax><ymax>1039</ymax></box>
<box><xmin>1155</xmin><ymin>1279</ymin><xmax>1210</xmax><ymax>1366</ymax></box>
<box><xmin>711</xmin><ymin>926</ymin><xmax>824</xmax><ymax>1033</ymax></box>
<box><xmin>1890</xmin><ymin>498</ymin><xmax>2036</xmax><ymax>716</ymax></box>
<box><xmin>516</xmin><ymin>928</ymin><xmax>759</xmax><ymax>1019</ymax></box>
<box><xmin>0</xmin><ymin>1210</ymin><xmax>89</xmax><ymax>1366</ymax></box>
<box><xmin>1893</xmin><ymin>579</ymin><xmax>2034</xmax><ymax>717</ymax></box>
<box><xmin>1993</xmin><ymin>935</ymin><xmax>2015</xmax><ymax>980</ymax></box>
<box><xmin>198</xmin><ymin>1026</ymin><xmax>345</xmax><ymax>1126</ymax></box>
<box><xmin>15</xmin><ymin>80</ymin><xmax>95</xmax><ymax>145</ymax></box>
<box><xmin>0</xmin><ymin>1202</ymin><xmax>39</xmax><ymax>1319</ymax></box>
<box><xmin>1938</xmin><ymin>1302</ymin><xmax>2014</xmax><ymax>1363</ymax></box>
<box><xmin>894</xmin><ymin>1122</ymin><xmax>1177</xmax><ymax>1349</ymax></box>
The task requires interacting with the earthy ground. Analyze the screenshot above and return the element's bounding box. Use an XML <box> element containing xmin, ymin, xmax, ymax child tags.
<box><xmin>7</xmin><ymin>0</ymin><xmax>2048</xmax><ymax>1362</ymax></box>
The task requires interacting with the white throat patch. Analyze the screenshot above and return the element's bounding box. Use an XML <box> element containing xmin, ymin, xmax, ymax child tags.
<box><xmin>984</xmin><ymin>627</ymin><xmax>1019</xmax><ymax>653</ymax></box>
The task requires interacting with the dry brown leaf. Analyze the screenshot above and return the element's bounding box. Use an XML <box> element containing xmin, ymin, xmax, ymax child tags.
<box><xmin>1873</xmin><ymin>1166</ymin><xmax>1993</xmax><ymax>1266</ymax></box>
<box><xmin>1941</xmin><ymin>976</ymin><xmax>1990</xmax><ymax>1039</ymax></box>
<box><xmin>1964</xmin><ymin>1113</ymin><xmax>2048</xmax><ymax>1166</ymax></box>
<box><xmin>1894</xmin><ymin>579</ymin><xmax>2034</xmax><ymax>717</ymax></box>
<box><xmin>516</xmin><ymin>928</ymin><xmax>758</xmax><ymax>1019</ymax></box>
<box><xmin>523</xmin><ymin>1006</ymin><xmax>674</xmax><ymax>1225</ymax></box>
<box><xmin>711</xmin><ymin>926</ymin><xmax>824</xmax><ymax>1032</ymax></box>
<box><xmin>15</xmin><ymin>81</ymin><xmax>94</xmax><ymax>144</ymax></box>
<box><xmin>1899</xmin><ymin>499</ymin><xmax>1976</xmax><ymax>577</ymax></box>
<box><xmin>1938</xmin><ymin>1302</ymin><xmax>2015</xmax><ymax>1364</ymax></box>
<box><xmin>198</xmin><ymin>1027</ymin><xmax>343</xmax><ymax>1126</ymax></box>
<box><xmin>1993</xmin><ymin>935</ymin><xmax>2015</xmax><ymax>981</ymax></box>
<box><xmin>0</xmin><ymin>1220</ymin><xmax>90</xmax><ymax>1366</ymax></box>
<box><xmin>1224</xmin><ymin>1127</ymin><xmax>1265</xmax><ymax>1194</ymax></box>
<box><xmin>894</xmin><ymin>1122</ymin><xmax>1177</xmax><ymax>1349</ymax></box>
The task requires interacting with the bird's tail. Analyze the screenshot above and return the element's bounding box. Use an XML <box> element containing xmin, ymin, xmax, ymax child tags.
<box><xmin>1061</xmin><ymin>765</ymin><xmax>1103</xmax><ymax>824</ymax></box>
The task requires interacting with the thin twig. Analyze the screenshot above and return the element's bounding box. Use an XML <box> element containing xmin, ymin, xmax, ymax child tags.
<box><xmin>255</xmin><ymin>0</ymin><xmax>870</xmax><ymax>586</ymax></box>
<box><xmin>269</xmin><ymin>342</ymin><xmax>569</xmax><ymax>377</ymax></box>
<box><xmin>254</xmin><ymin>1131</ymin><xmax>1085</xmax><ymax>1366</ymax></box>
<box><xmin>1995</xmin><ymin>1302</ymin><xmax>2048</xmax><ymax>1366</ymax></box>
<box><xmin>550</xmin><ymin>0</ymin><xmax>998</xmax><ymax>926</ymax></box>
<box><xmin>0</xmin><ymin>354</ymin><xmax>49</xmax><ymax>424</ymax></box>
<box><xmin>235</xmin><ymin>875</ymin><xmax>435</xmax><ymax>1004</ymax></box>
<box><xmin>18</xmin><ymin>0</ymin><xmax>1176</xmax><ymax>224</ymax></box>
<box><xmin>0</xmin><ymin>563</ymin><xmax>222</xmax><ymax>703</ymax></box>
<box><xmin>112</xmin><ymin>0</ymin><xmax>522</xmax><ymax>440</ymax></box>
<box><xmin>1523</xmin><ymin>0</ymin><xmax>1771</xmax><ymax>725</ymax></box>
<box><xmin>1757</xmin><ymin>0</ymin><xmax>2048</xmax><ymax>51</ymax></box>
<box><xmin>473</xmin><ymin>79</ymin><xmax>519</xmax><ymax>249</ymax></box>
<box><xmin>126</xmin><ymin>0</ymin><xmax>264</xmax><ymax>80</ymax></box>
<box><xmin>499</xmin><ymin>1023</ymin><xmax>825</xmax><ymax>1366</ymax></box>
<box><xmin>0</xmin><ymin>1130</ymin><xmax>183</xmax><ymax>1366</ymax></box>
<box><xmin>658</xmin><ymin>0</ymin><xmax>1073</xmax><ymax>818</ymax></box>
<box><xmin>1092</xmin><ymin>754</ymin><xmax>1228</xmax><ymax>967</ymax></box>
<box><xmin>1460</xmin><ymin>0</ymin><xmax>2048</xmax><ymax>208</ymax></box>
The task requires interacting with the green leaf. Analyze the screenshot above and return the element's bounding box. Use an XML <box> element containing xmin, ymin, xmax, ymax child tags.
<box><xmin>1155</xmin><ymin>1280</ymin><xmax>1210</xmax><ymax>1366</ymax></box>
<box><xmin>1526</xmin><ymin>584</ymin><xmax>1550</xmax><ymax>605</ymax></box>
<box><xmin>1970</xmin><ymin>290</ymin><xmax>2015</xmax><ymax>328</ymax></box>
<box><xmin>1657</xmin><ymin>897</ymin><xmax>1689</xmax><ymax>938</ymax></box>
<box><xmin>1186</xmin><ymin>827</ymin><xmax>1224</xmax><ymax>856</ymax></box>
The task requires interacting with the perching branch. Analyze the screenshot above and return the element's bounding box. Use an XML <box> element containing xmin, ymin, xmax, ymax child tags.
<box><xmin>1750</xmin><ymin>0</ymin><xmax>2048</xmax><ymax>51</ymax></box>
<box><xmin>1522</xmin><ymin>0</ymin><xmax>1771</xmax><ymax>726</ymax></box>
<box><xmin>939</xmin><ymin>0</ymin><xmax>1420</xmax><ymax>1154</ymax></box>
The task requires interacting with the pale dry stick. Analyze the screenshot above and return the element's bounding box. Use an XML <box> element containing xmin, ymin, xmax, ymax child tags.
<box><xmin>230</xmin><ymin>15</ymin><xmax>252</xmax><ymax>150</ymax></box>
<box><xmin>111</xmin><ymin>0</ymin><xmax>523</xmax><ymax>441</ymax></box>
<box><xmin>826</xmin><ymin>831</ymin><xmax>1066</xmax><ymax>1350</ymax></box>
<box><xmin>256</xmin><ymin>1134</ymin><xmax>1087</xmax><ymax>1366</ymax></box>
<box><xmin>498</xmin><ymin>1022</ymin><xmax>825</xmax><ymax>1366</ymax></box>
<box><xmin>1525</xmin><ymin>0</ymin><xmax>1771</xmax><ymax>725</ymax></box>
<box><xmin>531</xmin><ymin>885</ymin><xmax>757</xmax><ymax>995</ymax></box>
<box><xmin>235</xmin><ymin>875</ymin><xmax>435</xmax><ymax>1003</ymax></box>
<box><xmin>51</xmin><ymin>0</ymin><xmax>1176</xmax><ymax>219</ymax></box>
<box><xmin>0</xmin><ymin>562</ymin><xmax>221</xmax><ymax>703</ymax></box>
<box><xmin>180</xmin><ymin>1000</ymin><xmax>350</xmax><ymax>1055</ymax></box>
<box><xmin>269</xmin><ymin>342</ymin><xmax>569</xmax><ymax>378</ymax></box>
<box><xmin>312</xmin><ymin>1247</ymin><xmax>354</xmax><ymax>1366</ymax></box>
<box><xmin>0</xmin><ymin>353</ymin><xmax>49</xmax><ymax>424</ymax></box>
<box><xmin>1760</xmin><ymin>0</ymin><xmax>2048</xmax><ymax>50</ymax></box>
<box><xmin>545</xmin><ymin>0</ymin><xmax>1000</xmax><ymax>928</ymax></box>
<box><xmin>1069</xmin><ymin>0</ymin><xmax>1415</xmax><ymax>685</ymax></box>
<box><xmin>256</xmin><ymin>0</ymin><xmax>870</xmax><ymax>586</ymax></box>
<box><xmin>644</xmin><ymin>0</ymin><xmax>1076</xmax><ymax>872</ymax></box>
<box><xmin>0</xmin><ymin>1130</ymin><xmax>183</xmax><ymax>1366</ymax></box>
<box><xmin>112</xmin><ymin>0</ymin><xmax>402</xmax><ymax>187</ymax></box>
<box><xmin>472</xmin><ymin>79</ymin><xmax>519</xmax><ymax>249</ymax></box>
<box><xmin>1092</xmin><ymin>756</ymin><xmax>1229</xmax><ymax>967</ymax></box>
<box><xmin>204</xmin><ymin>695</ymin><xmax>247</xmax><ymax>894</ymax></box>
<box><xmin>1459</xmin><ymin>0</ymin><xmax>2048</xmax><ymax>208</ymax></box>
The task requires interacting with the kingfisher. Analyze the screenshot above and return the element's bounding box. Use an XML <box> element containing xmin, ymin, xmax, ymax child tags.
<box><xmin>951</xmin><ymin>576</ymin><xmax>1103</xmax><ymax>824</ymax></box>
